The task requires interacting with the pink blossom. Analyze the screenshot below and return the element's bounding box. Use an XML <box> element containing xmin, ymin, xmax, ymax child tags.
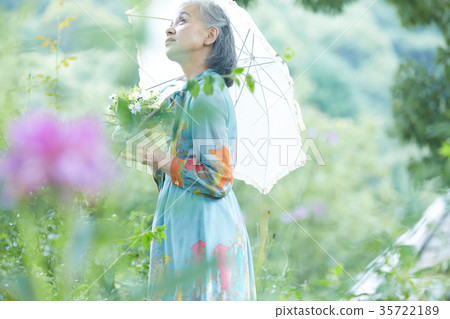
<box><xmin>306</xmin><ymin>128</ymin><xmax>317</xmax><ymax>139</ymax></box>
<box><xmin>280</xmin><ymin>205</ymin><xmax>309</xmax><ymax>224</ymax></box>
<box><xmin>280</xmin><ymin>213</ymin><xmax>292</xmax><ymax>224</ymax></box>
<box><xmin>0</xmin><ymin>111</ymin><xmax>115</xmax><ymax>205</ymax></box>
<box><xmin>311</xmin><ymin>201</ymin><xmax>326</xmax><ymax>217</ymax></box>
<box><xmin>327</xmin><ymin>130</ymin><xmax>339</xmax><ymax>146</ymax></box>
<box><xmin>293</xmin><ymin>205</ymin><xmax>308</xmax><ymax>220</ymax></box>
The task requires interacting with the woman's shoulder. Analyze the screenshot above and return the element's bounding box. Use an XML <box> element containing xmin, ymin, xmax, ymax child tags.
<box><xmin>186</xmin><ymin>70</ymin><xmax>231</xmax><ymax>103</ymax></box>
<box><xmin>185</xmin><ymin>79</ymin><xmax>233</xmax><ymax>123</ymax></box>
<box><xmin>195</xmin><ymin>68</ymin><xmax>226</xmax><ymax>89</ymax></box>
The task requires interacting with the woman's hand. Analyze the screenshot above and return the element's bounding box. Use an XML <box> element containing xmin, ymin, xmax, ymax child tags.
<box><xmin>121</xmin><ymin>142</ymin><xmax>174</xmax><ymax>176</ymax></box>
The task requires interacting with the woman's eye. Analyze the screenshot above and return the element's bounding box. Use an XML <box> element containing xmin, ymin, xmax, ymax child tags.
<box><xmin>180</xmin><ymin>18</ymin><xmax>187</xmax><ymax>23</ymax></box>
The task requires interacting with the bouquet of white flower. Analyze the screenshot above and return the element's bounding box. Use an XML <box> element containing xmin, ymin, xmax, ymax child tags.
<box><xmin>105</xmin><ymin>86</ymin><xmax>177</xmax><ymax>146</ymax></box>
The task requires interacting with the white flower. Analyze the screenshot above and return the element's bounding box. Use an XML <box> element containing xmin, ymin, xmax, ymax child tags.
<box><xmin>108</xmin><ymin>94</ymin><xmax>117</xmax><ymax>100</ymax></box>
<box><xmin>129</xmin><ymin>101</ymin><xmax>142</xmax><ymax>114</ymax></box>
<box><xmin>139</xmin><ymin>89</ymin><xmax>152</xmax><ymax>101</ymax></box>
<box><xmin>129</xmin><ymin>92</ymin><xmax>139</xmax><ymax>101</ymax></box>
<box><xmin>106</xmin><ymin>105</ymin><xmax>113</xmax><ymax>115</ymax></box>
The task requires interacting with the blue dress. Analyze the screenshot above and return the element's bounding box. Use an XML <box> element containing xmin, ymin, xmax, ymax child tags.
<box><xmin>147</xmin><ymin>69</ymin><xmax>257</xmax><ymax>301</ymax></box>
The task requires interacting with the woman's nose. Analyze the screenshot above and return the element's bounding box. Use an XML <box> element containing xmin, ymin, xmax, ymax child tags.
<box><xmin>166</xmin><ymin>26</ymin><xmax>175</xmax><ymax>36</ymax></box>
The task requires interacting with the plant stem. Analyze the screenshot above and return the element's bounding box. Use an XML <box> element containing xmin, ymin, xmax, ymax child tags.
<box><xmin>27</xmin><ymin>73</ymin><xmax>32</xmax><ymax>109</ymax></box>
<box><xmin>0</xmin><ymin>127</ymin><xmax>8</xmax><ymax>150</ymax></box>
<box><xmin>255</xmin><ymin>210</ymin><xmax>270</xmax><ymax>277</ymax></box>
<box><xmin>136</xmin><ymin>107</ymin><xmax>163</xmax><ymax>132</ymax></box>
<box><xmin>55</xmin><ymin>1</ymin><xmax>61</xmax><ymax>107</ymax></box>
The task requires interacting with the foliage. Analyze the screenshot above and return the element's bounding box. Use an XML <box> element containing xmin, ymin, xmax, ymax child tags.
<box><xmin>386</xmin><ymin>0</ymin><xmax>450</xmax><ymax>37</ymax></box>
<box><xmin>355</xmin><ymin>244</ymin><xmax>450</xmax><ymax>301</ymax></box>
<box><xmin>386</xmin><ymin>0</ymin><xmax>450</xmax><ymax>188</ymax></box>
<box><xmin>106</xmin><ymin>86</ymin><xmax>176</xmax><ymax>144</ymax></box>
<box><xmin>34</xmin><ymin>1</ymin><xmax>78</xmax><ymax>109</ymax></box>
<box><xmin>295</xmin><ymin>0</ymin><xmax>357</xmax><ymax>14</ymax></box>
<box><xmin>0</xmin><ymin>0</ymin><xmax>447</xmax><ymax>302</ymax></box>
<box><xmin>234</xmin><ymin>0</ymin><xmax>255</xmax><ymax>8</ymax></box>
<box><xmin>390</xmin><ymin>53</ymin><xmax>450</xmax><ymax>187</ymax></box>
<box><xmin>237</xmin><ymin>0</ymin><xmax>358</xmax><ymax>13</ymax></box>
<box><xmin>185</xmin><ymin>67</ymin><xmax>254</xmax><ymax>98</ymax></box>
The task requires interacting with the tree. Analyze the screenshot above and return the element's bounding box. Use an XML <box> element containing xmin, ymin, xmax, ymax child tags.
<box><xmin>294</xmin><ymin>0</ymin><xmax>357</xmax><ymax>14</ymax></box>
<box><xmin>236</xmin><ymin>0</ymin><xmax>357</xmax><ymax>13</ymax></box>
<box><xmin>386</xmin><ymin>0</ymin><xmax>450</xmax><ymax>188</ymax></box>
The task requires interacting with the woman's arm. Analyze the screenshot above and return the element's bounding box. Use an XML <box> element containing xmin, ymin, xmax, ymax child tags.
<box><xmin>165</xmin><ymin>89</ymin><xmax>234</xmax><ymax>199</ymax></box>
<box><xmin>121</xmin><ymin>140</ymin><xmax>173</xmax><ymax>192</ymax></box>
<box><xmin>150</xmin><ymin>149</ymin><xmax>174</xmax><ymax>176</ymax></box>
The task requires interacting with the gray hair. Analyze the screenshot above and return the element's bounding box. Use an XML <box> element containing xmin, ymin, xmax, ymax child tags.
<box><xmin>182</xmin><ymin>0</ymin><xmax>237</xmax><ymax>87</ymax></box>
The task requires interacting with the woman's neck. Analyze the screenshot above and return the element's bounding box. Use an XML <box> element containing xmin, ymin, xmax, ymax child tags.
<box><xmin>181</xmin><ymin>63</ymin><xmax>209</xmax><ymax>80</ymax></box>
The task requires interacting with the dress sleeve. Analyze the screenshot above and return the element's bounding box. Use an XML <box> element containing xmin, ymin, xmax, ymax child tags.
<box><xmin>169</xmin><ymin>89</ymin><xmax>234</xmax><ymax>199</ymax></box>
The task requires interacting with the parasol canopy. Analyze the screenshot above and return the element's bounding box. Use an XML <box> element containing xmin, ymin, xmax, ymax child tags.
<box><xmin>126</xmin><ymin>0</ymin><xmax>306</xmax><ymax>194</ymax></box>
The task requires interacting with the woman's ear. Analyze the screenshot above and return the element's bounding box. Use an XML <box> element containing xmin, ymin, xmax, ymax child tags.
<box><xmin>204</xmin><ymin>26</ymin><xmax>219</xmax><ymax>46</ymax></box>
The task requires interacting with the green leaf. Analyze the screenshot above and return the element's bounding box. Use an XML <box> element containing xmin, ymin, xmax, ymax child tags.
<box><xmin>117</xmin><ymin>97</ymin><xmax>132</xmax><ymax>129</ymax></box>
<box><xmin>283</xmin><ymin>47</ymin><xmax>295</xmax><ymax>60</ymax></box>
<box><xmin>203</xmin><ymin>80</ymin><xmax>213</xmax><ymax>95</ymax></box>
<box><xmin>233</xmin><ymin>67</ymin><xmax>244</xmax><ymax>75</ymax></box>
<box><xmin>48</xmin><ymin>78</ymin><xmax>57</xmax><ymax>88</ymax></box>
<box><xmin>314</xmin><ymin>280</ymin><xmax>330</xmax><ymax>286</ymax></box>
<box><xmin>439</xmin><ymin>142</ymin><xmax>450</xmax><ymax>158</ymax></box>
<box><xmin>45</xmin><ymin>92</ymin><xmax>61</xmax><ymax>98</ymax></box>
<box><xmin>333</xmin><ymin>264</ymin><xmax>343</xmax><ymax>277</ymax></box>
<box><xmin>187</xmin><ymin>79</ymin><xmax>200</xmax><ymax>98</ymax></box>
<box><xmin>50</xmin><ymin>40</ymin><xmax>58</xmax><ymax>52</ymax></box>
<box><xmin>245</xmin><ymin>74</ymin><xmax>255</xmax><ymax>93</ymax></box>
<box><xmin>233</xmin><ymin>76</ymin><xmax>240</xmax><ymax>87</ymax></box>
<box><xmin>42</xmin><ymin>38</ymin><xmax>50</xmax><ymax>48</ymax></box>
<box><xmin>42</xmin><ymin>76</ymin><xmax>52</xmax><ymax>84</ymax></box>
<box><xmin>218</xmin><ymin>78</ymin><xmax>225</xmax><ymax>91</ymax></box>
<box><xmin>155</xmin><ymin>225</ymin><xmax>166</xmax><ymax>244</ymax></box>
<box><xmin>202</xmin><ymin>74</ymin><xmax>215</xmax><ymax>95</ymax></box>
<box><xmin>142</xmin><ymin>232</ymin><xmax>151</xmax><ymax>250</ymax></box>
<box><xmin>59</xmin><ymin>17</ymin><xmax>77</xmax><ymax>30</ymax></box>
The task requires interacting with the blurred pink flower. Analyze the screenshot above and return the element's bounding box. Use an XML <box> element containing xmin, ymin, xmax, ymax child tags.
<box><xmin>0</xmin><ymin>111</ymin><xmax>114</xmax><ymax>205</ymax></box>
<box><xmin>311</xmin><ymin>201</ymin><xmax>326</xmax><ymax>217</ymax></box>
<box><xmin>293</xmin><ymin>205</ymin><xmax>308</xmax><ymax>220</ymax></box>
<box><xmin>280</xmin><ymin>205</ymin><xmax>308</xmax><ymax>224</ymax></box>
<box><xmin>326</xmin><ymin>130</ymin><xmax>339</xmax><ymax>146</ymax></box>
<box><xmin>280</xmin><ymin>213</ymin><xmax>292</xmax><ymax>224</ymax></box>
<box><xmin>306</xmin><ymin>128</ymin><xmax>317</xmax><ymax>139</ymax></box>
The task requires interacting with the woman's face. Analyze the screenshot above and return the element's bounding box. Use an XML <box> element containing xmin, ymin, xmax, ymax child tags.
<box><xmin>165</xmin><ymin>3</ymin><xmax>208</xmax><ymax>63</ymax></box>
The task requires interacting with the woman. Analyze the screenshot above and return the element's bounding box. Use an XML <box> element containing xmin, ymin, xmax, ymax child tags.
<box><xmin>135</xmin><ymin>0</ymin><xmax>257</xmax><ymax>300</ymax></box>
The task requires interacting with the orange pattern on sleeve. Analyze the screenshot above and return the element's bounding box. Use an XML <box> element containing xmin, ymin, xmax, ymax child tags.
<box><xmin>170</xmin><ymin>157</ymin><xmax>185</xmax><ymax>187</ymax></box>
<box><xmin>208</xmin><ymin>145</ymin><xmax>233</xmax><ymax>188</ymax></box>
